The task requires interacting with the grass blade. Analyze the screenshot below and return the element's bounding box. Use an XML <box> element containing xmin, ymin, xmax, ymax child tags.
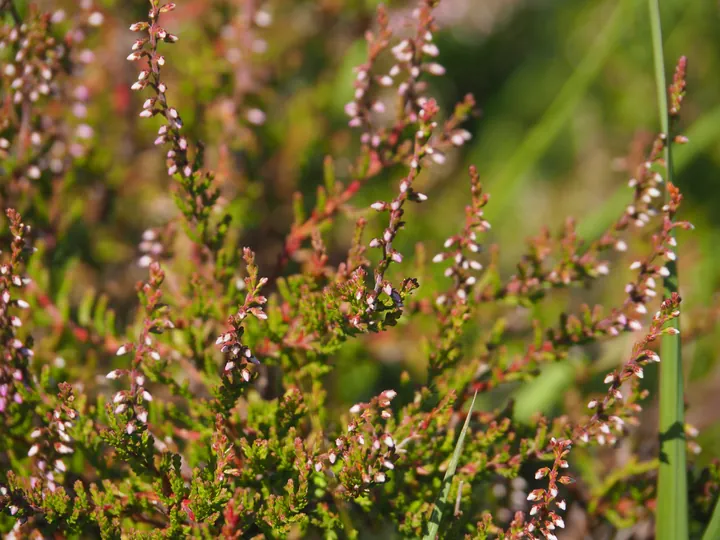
<box><xmin>648</xmin><ymin>1</ymin><xmax>689</xmax><ymax>539</ymax></box>
<box><xmin>703</xmin><ymin>496</ymin><xmax>720</xmax><ymax>540</ymax></box>
<box><xmin>423</xmin><ymin>392</ymin><xmax>477</xmax><ymax>540</ymax></box>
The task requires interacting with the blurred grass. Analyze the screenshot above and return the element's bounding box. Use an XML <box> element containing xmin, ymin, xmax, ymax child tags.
<box><xmin>478</xmin><ymin>0</ymin><xmax>634</xmax><ymax>226</ymax></box>
<box><xmin>423</xmin><ymin>392</ymin><xmax>477</xmax><ymax>540</ymax></box>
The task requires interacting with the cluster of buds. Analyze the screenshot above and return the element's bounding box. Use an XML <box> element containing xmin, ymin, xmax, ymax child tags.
<box><xmin>217</xmin><ymin>2</ymin><xmax>270</xmax><ymax>128</ymax></box>
<box><xmin>433</xmin><ymin>165</ymin><xmax>490</xmax><ymax>305</ymax></box>
<box><xmin>668</xmin><ymin>56</ymin><xmax>687</xmax><ymax>118</ymax></box>
<box><xmin>368</xmin><ymin>98</ymin><xmax>440</xmax><ymax>308</ymax></box>
<box><xmin>614</xmin><ymin>58</ymin><xmax>687</xmax><ymax>238</ymax></box>
<box><xmin>215</xmin><ymin>322</ymin><xmax>260</xmax><ymax>384</ymax></box>
<box><xmin>106</xmin><ymin>262</ymin><xmax>173</xmax><ymax>435</ymax></box>
<box><xmin>617</xmin><ymin>182</ymin><xmax>690</xmax><ymax>329</ymax></box>
<box><xmin>523</xmin><ymin>437</ymin><xmax>570</xmax><ymax>539</ymax></box>
<box><xmin>25</xmin><ymin>384</ymin><xmax>78</xmax><ymax>495</ymax></box>
<box><xmin>276</xmin><ymin>0</ymin><xmax>476</xmax><ymax>276</ymax></box>
<box><xmin>621</xmin><ymin>153</ymin><xmax>668</xmax><ymax>232</ymax></box>
<box><xmin>319</xmin><ymin>390</ymin><xmax>398</xmax><ymax>498</ymax></box>
<box><xmin>344</xmin><ymin>5</ymin><xmax>392</xmax><ymax>132</ymax></box>
<box><xmin>128</xmin><ymin>0</ymin><xmax>232</xmax><ymax>262</ymax></box>
<box><xmin>0</xmin><ymin>3</ymin><xmax>100</xmax><ymax>195</ymax></box>
<box><xmin>578</xmin><ymin>293</ymin><xmax>681</xmax><ymax>446</ymax></box>
<box><xmin>345</xmin><ymin>1</ymin><xmax>444</xmax><ymax>128</ymax></box>
<box><xmin>214</xmin><ymin>249</ymin><xmax>266</xmax><ymax>404</ymax></box>
<box><xmin>345</xmin><ymin>1</ymin><xmax>474</xmax><ymax>160</ymax></box>
<box><xmin>387</xmin><ymin>4</ymin><xmax>476</xmax><ymax>163</ymax></box>
<box><xmin>424</xmin><ymin>166</ymin><xmax>489</xmax><ymax>378</ymax></box>
<box><xmin>0</xmin><ymin>210</ymin><xmax>33</xmax><ymax>414</ymax></box>
<box><xmin>126</xmin><ymin>2</ymin><xmax>196</xmax><ymax>178</ymax></box>
<box><xmin>1</xmin><ymin>12</ymin><xmax>63</xmax><ymax>105</ymax></box>
<box><xmin>137</xmin><ymin>226</ymin><xmax>174</xmax><ymax>268</ymax></box>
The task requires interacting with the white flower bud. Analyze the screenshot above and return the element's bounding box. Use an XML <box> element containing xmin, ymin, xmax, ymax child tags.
<box><xmin>378</xmin><ymin>75</ymin><xmax>393</xmax><ymax>87</ymax></box>
<box><xmin>426</xmin><ymin>63</ymin><xmax>446</xmax><ymax>76</ymax></box>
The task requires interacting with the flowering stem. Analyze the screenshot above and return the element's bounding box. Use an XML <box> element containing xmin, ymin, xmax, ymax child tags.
<box><xmin>648</xmin><ymin>1</ymin><xmax>688</xmax><ymax>539</ymax></box>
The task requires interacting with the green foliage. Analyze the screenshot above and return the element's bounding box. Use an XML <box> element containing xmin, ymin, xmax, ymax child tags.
<box><xmin>1</xmin><ymin>0</ymin><xmax>719</xmax><ymax>538</ymax></box>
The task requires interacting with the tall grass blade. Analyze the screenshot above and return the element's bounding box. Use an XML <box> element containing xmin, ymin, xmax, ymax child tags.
<box><xmin>423</xmin><ymin>392</ymin><xmax>477</xmax><ymax>540</ymax></box>
<box><xmin>703</xmin><ymin>496</ymin><xmax>720</xmax><ymax>540</ymax></box>
<box><xmin>648</xmin><ymin>1</ymin><xmax>688</xmax><ymax>539</ymax></box>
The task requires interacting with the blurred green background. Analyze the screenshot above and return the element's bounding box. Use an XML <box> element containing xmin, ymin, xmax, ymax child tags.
<box><xmin>25</xmin><ymin>0</ymin><xmax>720</xmax><ymax>469</ymax></box>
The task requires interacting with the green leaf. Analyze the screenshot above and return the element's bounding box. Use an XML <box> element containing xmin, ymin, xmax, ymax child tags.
<box><xmin>78</xmin><ymin>289</ymin><xmax>95</xmax><ymax>327</ymax></box>
<box><xmin>423</xmin><ymin>392</ymin><xmax>477</xmax><ymax>540</ymax></box>
<box><xmin>323</xmin><ymin>155</ymin><xmax>336</xmax><ymax>194</ymax></box>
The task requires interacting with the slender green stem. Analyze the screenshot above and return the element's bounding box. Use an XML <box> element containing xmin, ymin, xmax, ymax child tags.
<box><xmin>648</xmin><ymin>1</ymin><xmax>688</xmax><ymax>539</ymax></box>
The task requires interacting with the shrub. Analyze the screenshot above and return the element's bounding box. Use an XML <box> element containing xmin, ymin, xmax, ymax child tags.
<box><xmin>0</xmin><ymin>0</ymin><xmax>718</xmax><ymax>538</ymax></box>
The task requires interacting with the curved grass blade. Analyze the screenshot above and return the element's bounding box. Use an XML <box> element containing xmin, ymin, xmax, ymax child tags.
<box><xmin>423</xmin><ymin>392</ymin><xmax>477</xmax><ymax>540</ymax></box>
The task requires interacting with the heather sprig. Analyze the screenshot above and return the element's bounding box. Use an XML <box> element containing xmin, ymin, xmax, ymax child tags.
<box><xmin>581</xmin><ymin>293</ymin><xmax>681</xmax><ymax>445</ymax></box>
<box><xmin>426</xmin><ymin>165</ymin><xmax>489</xmax><ymax>380</ymax></box>
<box><xmin>523</xmin><ymin>437</ymin><xmax>570</xmax><ymax>539</ymax></box>
<box><xmin>0</xmin><ymin>210</ymin><xmax>81</xmax><ymax>526</ymax></box>
<box><xmin>0</xmin><ymin>209</ymin><xmax>34</xmax><ymax>413</ymax></box>
<box><xmin>367</xmin><ymin>97</ymin><xmax>439</xmax><ymax>304</ymax></box>
<box><xmin>277</xmin><ymin>0</ymin><xmax>476</xmax><ymax>277</ymax></box>
<box><xmin>460</xmin><ymin>139</ymin><xmax>692</xmax><ymax>401</ymax></box>
<box><xmin>105</xmin><ymin>261</ymin><xmax>172</xmax><ymax>439</ymax></box>
<box><xmin>0</xmin><ymin>2</ymin><xmax>101</xmax><ymax>212</ymax></box>
<box><xmin>213</xmin><ymin>248</ymin><xmax>267</xmax><ymax>414</ymax></box>
<box><xmin>128</xmin><ymin>0</ymin><xmax>233</xmax><ymax>272</ymax></box>
<box><xmin>321</xmin><ymin>389</ymin><xmax>399</xmax><ymax>498</ymax></box>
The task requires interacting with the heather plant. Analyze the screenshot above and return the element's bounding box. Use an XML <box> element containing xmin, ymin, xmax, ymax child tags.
<box><xmin>1</xmin><ymin>0</ymin><xmax>719</xmax><ymax>539</ymax></box>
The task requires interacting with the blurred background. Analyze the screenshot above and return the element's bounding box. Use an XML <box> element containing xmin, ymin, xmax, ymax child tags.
<box><xmin>16</xmin><ymin>0</ymin><xmax>720</xmax><ymax>526</ymax></box>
